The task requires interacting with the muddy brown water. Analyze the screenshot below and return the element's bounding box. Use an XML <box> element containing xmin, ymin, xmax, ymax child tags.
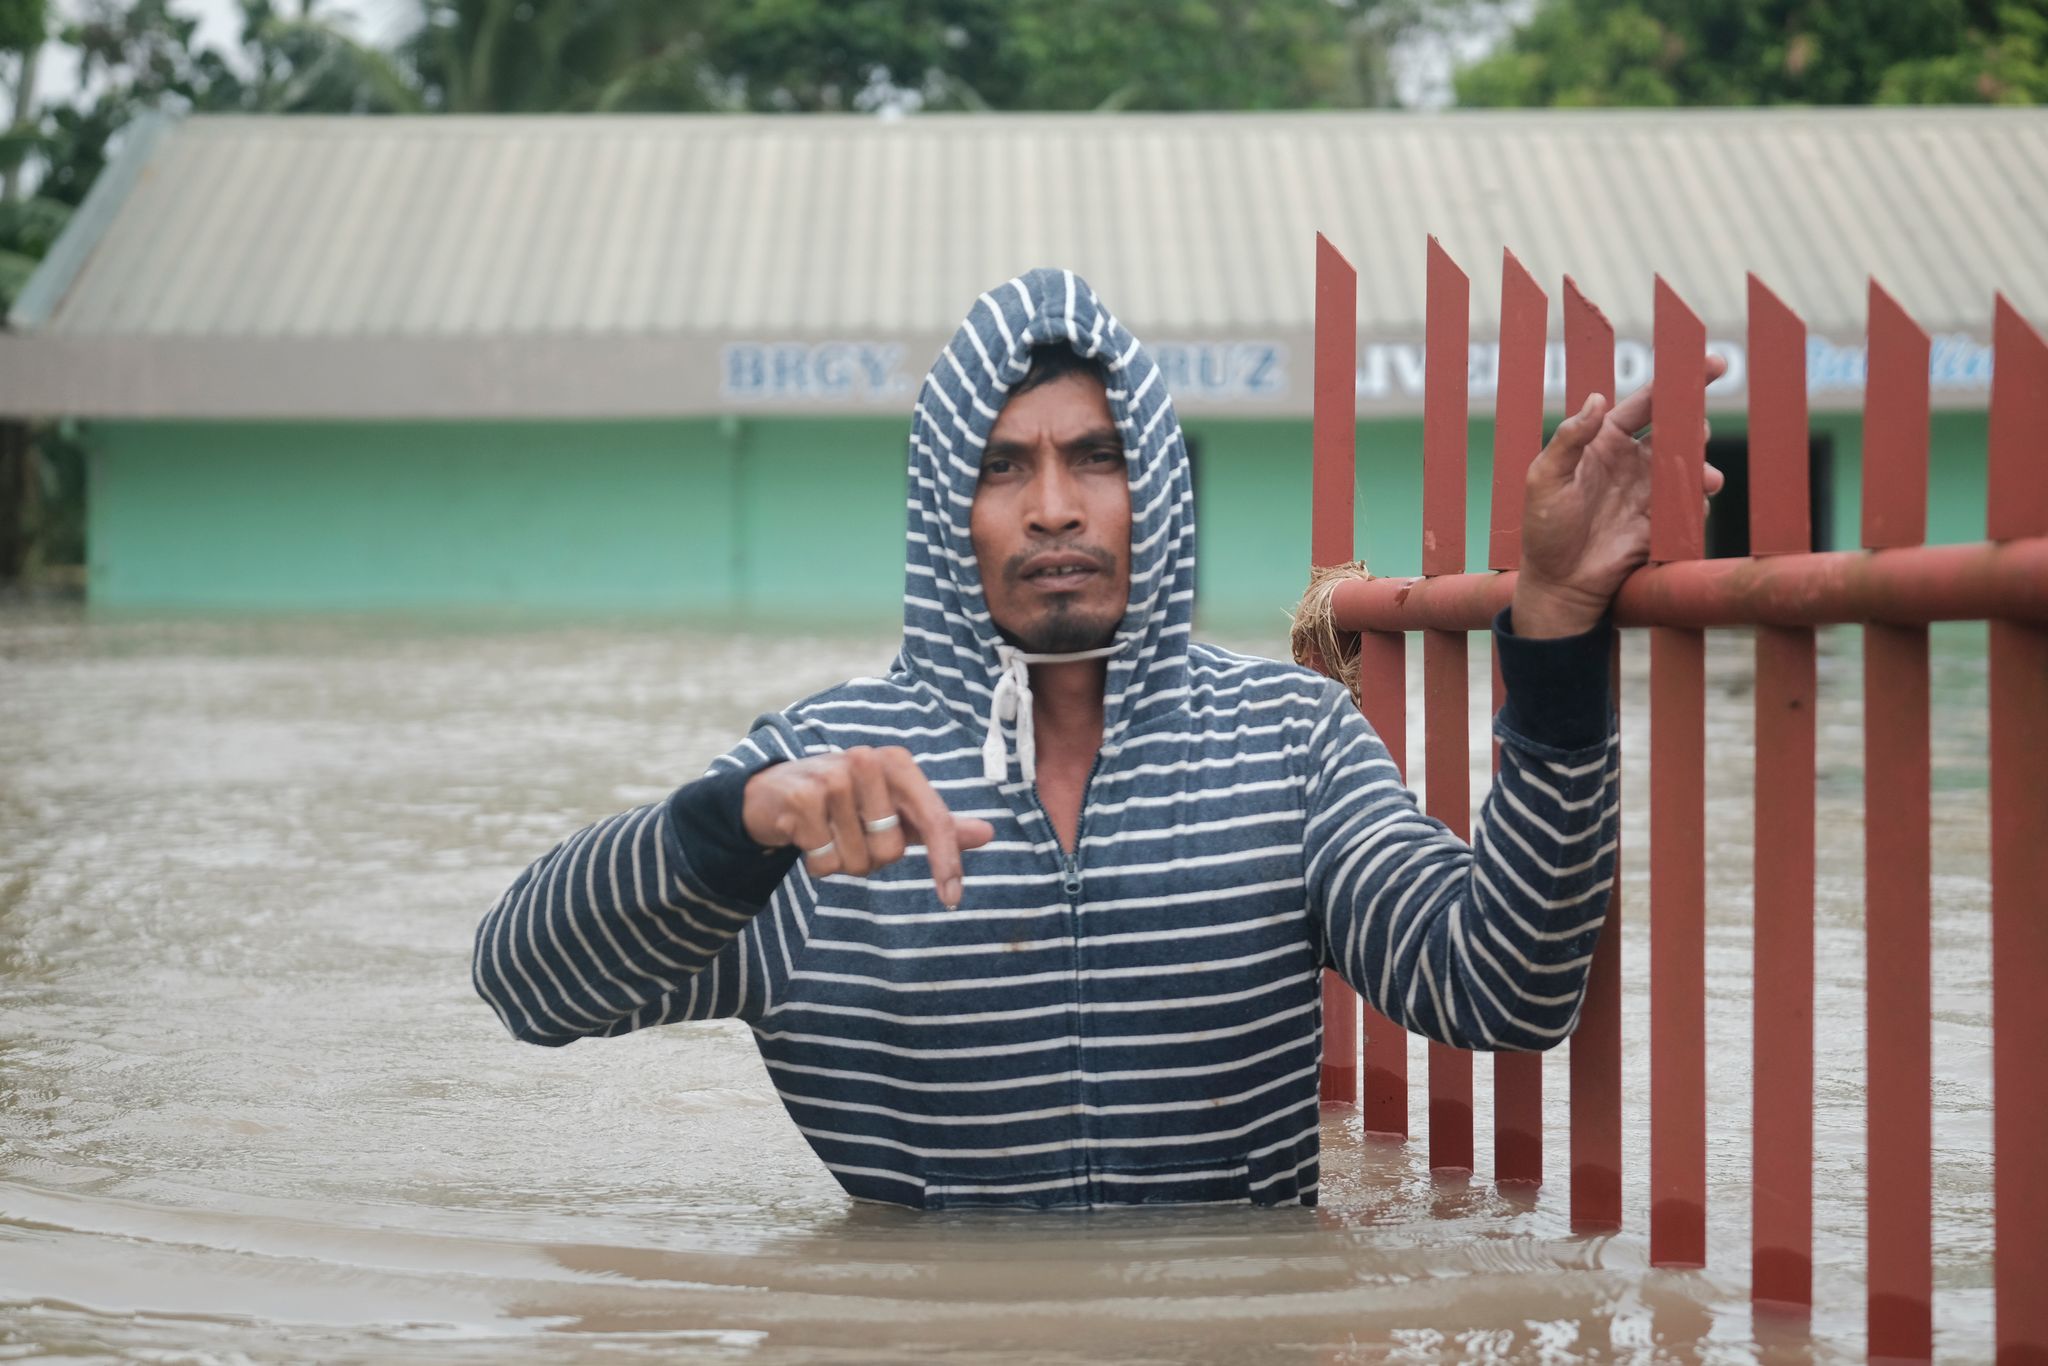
<box><xmin>0</xmin><ymin>608</ymin><xmax>1997</xmax><ymax>1362</ymax></box>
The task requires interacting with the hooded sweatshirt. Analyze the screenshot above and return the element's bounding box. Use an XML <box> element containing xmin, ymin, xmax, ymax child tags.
<box><xmin>473</xmin><ymin>268</ymin><xmax>1620</xmax><ymax>1210</ymax></box>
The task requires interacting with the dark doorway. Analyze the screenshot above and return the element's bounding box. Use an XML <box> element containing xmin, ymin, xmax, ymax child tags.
<box><xmin>1703</xmin><ymin>432</ymin><xmax>1834</xmax><ymax>558</ymax></box>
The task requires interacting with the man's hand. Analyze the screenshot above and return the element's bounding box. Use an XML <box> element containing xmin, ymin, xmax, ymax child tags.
<box><xmin>1512</xmin><ymin>356</ymin><xmax>1730</xmax><ymax>639</ymax></box>
<box><xmin>742</xmin><ymin>747</ymin><xmax>995</xmax><ymax>908</ymax></box>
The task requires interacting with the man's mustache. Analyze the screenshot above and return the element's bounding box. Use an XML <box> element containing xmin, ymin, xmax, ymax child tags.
<box><xmin>1000</xmin><ymin>541</ymin><xmax>1118</xmax><ymax>583</ymax></box>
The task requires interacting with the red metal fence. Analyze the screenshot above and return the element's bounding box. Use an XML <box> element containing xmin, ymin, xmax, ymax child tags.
<box><xmin>1307</xmin><ymin>233</ymin><xmax>2048</xmax><ymax>1363</ymax></box>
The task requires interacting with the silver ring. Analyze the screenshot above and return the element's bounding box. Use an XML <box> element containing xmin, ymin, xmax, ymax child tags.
<box><xmin>804</xmin><ymin>840</ymin><xmax>836</xmax><ymax>859</ymax></box>
<box><xmin>862</xmin><ymin>814</ymin><xmax>901</xmax><ymax>835</ymax></box>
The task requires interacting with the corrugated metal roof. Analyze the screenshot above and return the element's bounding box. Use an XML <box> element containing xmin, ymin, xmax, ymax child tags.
<box><xmin>21</xmin><ymin>107</ymin><xmax>2048</xmax><ymax>341</ymax></box>
<box><xmin>4</xmin><ymin>107</ymin><xmax>2044</xmax><ymax>419</ymax></box>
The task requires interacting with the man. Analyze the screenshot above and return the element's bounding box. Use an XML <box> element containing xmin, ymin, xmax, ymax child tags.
<box><xmin>474</xmin><ymin>268</ymin><xmax>1720</xmax><ymax>1210</ymax></box>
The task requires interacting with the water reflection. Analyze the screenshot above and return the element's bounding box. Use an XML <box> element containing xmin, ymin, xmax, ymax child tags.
<box><xmin>0</xmin><ymin>609</ymin><xmax>1993</xmax><ymax>1361</ymax></box>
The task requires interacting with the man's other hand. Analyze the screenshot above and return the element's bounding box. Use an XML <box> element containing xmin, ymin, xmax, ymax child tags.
<box><xmin>1512</xmin><ymin>355</ymin><xmax>1730</xmax><ymax>639</ymax></box>
<box><xmin>742</xmin><ymin>747</ymin><xmax>996</xmax><ymax>908</ymax></box>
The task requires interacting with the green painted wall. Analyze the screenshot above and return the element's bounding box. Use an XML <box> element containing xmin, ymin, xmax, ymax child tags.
<box><xmin>1186</xmin><ymin>415</ymin><xmax>1489</xmax><ymax>625</ymax></box>
<box><xmin>83</xmin><ymin>409</ymin><xmax>1992</xmax><ymax>629</ymax></box>
<box><xmin>1806</xmin><ymin>409</ymin><xmax>1991</xmax><ymax>552</ymax></box>
<box><xmin>728</xmin><ymin>417</ymin><xmax>906</xmax><ymax>624</ymax></box>
<box><xmin>85</xmin><ymin>417</ymin><xmax>911</xmax><ymax>624</ymax></box>
<box><xmin>88</xmin><ymin>420</ymin><xmax>743</xmax><ymax>613</ymax></box>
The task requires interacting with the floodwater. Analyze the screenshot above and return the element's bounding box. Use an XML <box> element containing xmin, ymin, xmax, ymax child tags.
<box><xmin>0</xmin><ymin>607</ymin><xmax>1997</xmax><ymax>1363</ymax></box>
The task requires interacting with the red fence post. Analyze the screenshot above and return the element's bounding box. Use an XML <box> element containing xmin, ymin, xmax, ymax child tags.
<box><xmin>1649</xmin><ymin>277</ymin><xmax>1709</xmax><ymax>1269</ymax></box>
<box><xmin>1488</xmin><ymin>250</ymin><xmax>1546</xmax><ymax>572</ymax></box>
<box><xmin>1422</xmin><ymin>236</ymin><xmax>1473</xmax><ymax>1175</ymax></box>
<box><xmin>1310</xmin><ymin>240</ymin><xmax>2048</xmax><ymax>1343</ymax></box>
<box><xmin>1316</xmin><ymin>230</ymin><xmax>1404</xmax><ymax>1141</ymax></box>
<box><xmin>1313</xmin><ymin>235</ymin><xmax>2048</xmax><ymax>1337</ymax></box>
<box><xmin>1423</xmin><ymin>627</ymin><xmax>1473</xmax><ymax>1172</ymax></box>
<box><xmin>1862</xmin><ymin>280</ymin><xmax>1934</xmax><ymax>1363</ymax></box>
<box><xmin>1357</xmin><ymin>630</ymin><xmax>1411</xmax><ymax>1139</ymax></box>
<box><xmin>1422</xmin><ymin>236</ymin><xmax>1468</xmax><ymax>583</ymax></box>
<box><xmin>1987</xmin><ymin>295</ymin><xmax>2048</xmax><ymax>1366</ymax></box>
<box><xmin>1863</xmin><ymin>284</ymin><xmax>1933</xmax><ymax>555</ymax></box>
<box><xmin>1746</xmin><ymin>274</ymin><xmax>1813</xmax><ymax>558</ymax></box>
<box><xmin>1312</xmin><ymin>232</ymin><xmax>1362</xmax><ymax>1110</ymax></box>
<box><xmin>1563</xmin><ymin>276</ymin><xmax>1624</xmax><ymax>1234</ymax></box>
<box><xmin>1491</xmin><ymin>249</ymin><xmax>1548</xmax><ymax>1190</ymax></box>
<box><xmin>1747</xmin><ymin>274</ymin><xmax>1817</xmax><ymax>1313</ymax></box>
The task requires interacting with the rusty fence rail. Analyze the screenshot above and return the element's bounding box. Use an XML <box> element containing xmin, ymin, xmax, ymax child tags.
<box><xmin>1305</xmin><ymin>233</ymin><xmax>2047</xmax><ymax>1363</ymax></box>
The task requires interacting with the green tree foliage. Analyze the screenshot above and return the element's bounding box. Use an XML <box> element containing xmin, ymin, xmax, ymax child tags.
<box><xmin>0</xmin><ymin>0</ymin><xmax>41</xmax><ymax>52</ymax></box>
<box><xmin>726</xmin><ymin>0</ymin><xmax>1373</xmax><ymax>112</ymax></box>
<box><xmin>225</xmin><ymin>1</ymin><xmax>423</xmax><ymax>113</ymax></box>
<box><xmin>406</xmin><ymin>0</ymin><xmax>716</xmax><ymax>113</ymax></box>
<box><xmin>0</xmin><ymin>242</ymin><xmax>38</xmax><ymax>310</ymax></box>
<box><xmin>60</xmin><ymin>0</ymin><xmax>418</xmax><ymax>121</ymax></box>
<box><xmin>1878</xmin><ymin>2</ymin><xmax>2048</xmax><ymax>102</ymax></box>
<box><xmin>1456</xmin><ymin>0</ymin><xmax>2048</xmax><ymax>107</ymax></box>
<box><xmin>0</xmin><ymin>0</ymin><xmax>48</xmax><ymax>309</ymax></box>
<box><xmin>936</xmin><ymin>0</ymin><xmax>1367</xmax><ymax>111</ymax></box>
<box><xmin>406</xmin><ymin>0</ymin><xmax>1421</xmax><ymax>114</ymax></box>
<box><xmin>695</xmin><ymin>0</ymin><xmax>991</xmax><ymax>112</ymax></box>
<box><xmin>21</xmin><ymin>0</ymin><xmax>418</xmax><ymax>209</ymax></box>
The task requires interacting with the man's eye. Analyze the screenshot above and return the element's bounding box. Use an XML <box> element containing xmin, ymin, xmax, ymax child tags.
<box><xmin>980</xmin><ymin>458</ymin><xmax>1014</xmax><ymax>478</ymax></box>
<box><xmin>1087</xmin><ymin>448</ymin><xmax>1121</xmax><ymax>464</ymax></box>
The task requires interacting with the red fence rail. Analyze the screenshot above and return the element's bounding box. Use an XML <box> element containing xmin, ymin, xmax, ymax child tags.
<box><xmin>1306</xmin><ymin>237</ymin><xmax>2048</xmax><ymax>1362</ymax></box>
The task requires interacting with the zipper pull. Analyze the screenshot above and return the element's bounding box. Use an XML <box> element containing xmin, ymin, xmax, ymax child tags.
<box><xmin>1061</xmin><ymin>852</ymin><xmax>1083</xmax><ymax>900</ymax></box>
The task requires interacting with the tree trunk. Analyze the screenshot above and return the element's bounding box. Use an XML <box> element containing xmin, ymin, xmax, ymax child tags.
<box><xmin>0</xmin><ymin>422</ymin><xmax>28</xmax><ymax>582</ymax></box>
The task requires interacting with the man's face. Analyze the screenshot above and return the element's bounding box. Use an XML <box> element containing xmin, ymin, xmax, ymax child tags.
<box><xmin>970</xmin><ymin>373</ymin><xmax>1132</xmax><ymax>654</ymax></box>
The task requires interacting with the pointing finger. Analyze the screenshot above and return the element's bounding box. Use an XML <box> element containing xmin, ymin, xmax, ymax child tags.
<box><xmin>884</xmin><ymin>750</ymin><xmax>968</xmax><ymax>907</ymax></box>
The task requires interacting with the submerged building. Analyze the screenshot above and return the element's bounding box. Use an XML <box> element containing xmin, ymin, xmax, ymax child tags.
<box><xmin>3</xmin><ymin>108</ymin><xmax>2043</xmax><ymax>628</ymax></box>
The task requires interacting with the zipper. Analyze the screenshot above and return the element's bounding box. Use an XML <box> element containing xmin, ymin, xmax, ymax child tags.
<box><xmin>1035</xmin><ymin>749</ymin><xmax>1101</xmax><ymax>898</ymax></box>
<box><xmin>1032</xmin><ymin>750</ymin><xmax>1102</xmax><ymax>1199</ymax></box>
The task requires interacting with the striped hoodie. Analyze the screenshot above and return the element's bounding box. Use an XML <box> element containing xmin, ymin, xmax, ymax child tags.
<box><xmin>473</xmin><ymin>268</ymin><xmax>1620</xmax><ymax>1210</ymax></box>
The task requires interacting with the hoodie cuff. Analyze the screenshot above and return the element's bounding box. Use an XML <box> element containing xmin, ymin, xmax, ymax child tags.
<box><xmin>666</xmin><ymin>762</ymin><xmax>800</xmax><ymax>909</ymax></box>
<box><xmin>1492</xmin><ymin>606</ymin><xmax>1614</xmax><ymax>754</ymax></box>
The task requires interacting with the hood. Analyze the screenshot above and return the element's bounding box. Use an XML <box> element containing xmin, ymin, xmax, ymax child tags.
<box><xmin>895</xmin><ymin>268</ymin><xmax>1197</xmax><ymax>779</ymax></box>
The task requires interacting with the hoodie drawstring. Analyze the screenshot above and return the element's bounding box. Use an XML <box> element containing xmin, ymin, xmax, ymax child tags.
<box><xmin>982</xmin><ymin>642</ymin><xmax>1121</xmax><ymax>785</ymax></box>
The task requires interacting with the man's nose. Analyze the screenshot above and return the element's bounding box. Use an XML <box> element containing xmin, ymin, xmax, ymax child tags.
<box><xmin>1025</xmin><ymin>460</ymin><xmax>1084</xmax><ymax>537</ymax></box>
